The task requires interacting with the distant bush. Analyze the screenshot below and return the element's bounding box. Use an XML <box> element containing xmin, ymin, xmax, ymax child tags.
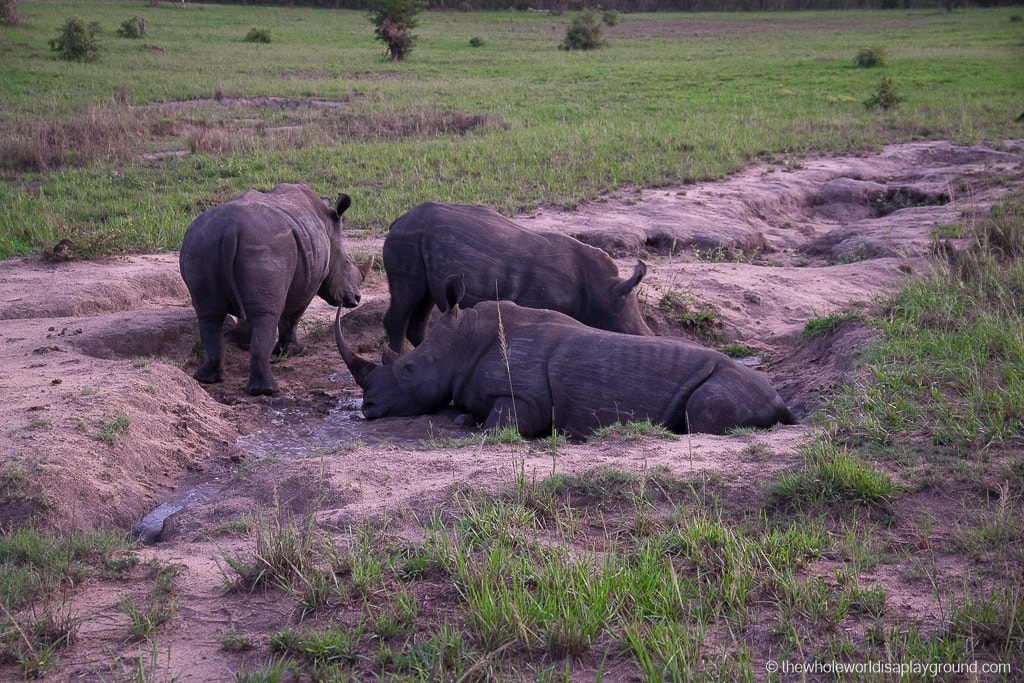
<box><xmin>854</xmin><ymin>46</ymin><xmax>887</xmax><ymax>68</ymax></box>
<box><xmin>117</xmin><ymin>17</ymin><xmax>147</xmax><ymax>39</ymax></box>
<box><xmin>560</xmin><ymin>8</ymin><xmax>606</xmax><ymax>51</ymax></box>
<box><xmin>864</xmin><ymin>76</ymin><xmax>905</xmax><ymax>110</ymax></box>
<box><xmin>49</xmin><ymin>18</ymin><xmax>102</xmax><ymax>62</ymax></box>
<box><xmin>244</xmin><ymin>27</ymin><xmax>272</xmax><ymax>43</ymax></box>
<box><xmin>601</xmin><ymin>7</ymin><xmax>620</xmax><ymax>27</ymax></box>
<box><xmin>469</xmin><ymin>36</ymin><xmax>485</xmax><ymax>47</ymax></box>
<box><xmin>1</xmin><ymin>0</ymin><xmax>20</xmax><ymax>26</ymax></box>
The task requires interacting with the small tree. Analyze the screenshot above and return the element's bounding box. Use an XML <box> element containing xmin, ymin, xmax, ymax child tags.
<box><xmin>367</xmin><ymin>0</ymin><xmax>424</xmax><ymax>62</ymax></box>
<box><xmin>49</xmin><ymin>18</ymin><xmax>102</xmax><ymax>62</ymax></box>
<box><xmin>1</xmin><ymin>0</ymin><xmax>21</xmax><ymax>26</ymax></box>
<box><xmin>864</xmin><ymin>76</ymin><xmax>905</xmax><ymax>110</ymax></box>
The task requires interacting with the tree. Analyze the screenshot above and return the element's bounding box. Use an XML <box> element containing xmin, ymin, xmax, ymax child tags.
<box><xmin>367</xmin><ymin>0</ymin><xmax>425</xmax><ymax>62</ymax></box>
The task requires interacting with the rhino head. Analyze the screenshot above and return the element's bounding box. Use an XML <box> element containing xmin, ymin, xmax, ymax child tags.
<box><xmin>334</xmin><ymin>279</ymin><xmax>464</xmax><ymax>419</ymax></box>
<box><xmin>589</xmin><ymin>260</ymin><xmax>652</xmax><ymax>336</ymax></box>
<box><xmin>318</xmin><ymin>193</ymin><xmax>374</xmax><ymax>308</ymax></box>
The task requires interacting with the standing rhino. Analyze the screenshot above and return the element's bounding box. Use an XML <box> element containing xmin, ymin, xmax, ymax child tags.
<box><xmin>180</xmin><ymin>183</ymin><xmax>367</xmax><ymax>396</ymax></box>
<box><xmin>336</xmin><ymin>276</ymin><xmax>794</xmax><ymax>438</ymax></box>
<box><xmin>381</xmin><ymin>201</ymin><xmax>652</xmax><ymax>353</ymax></box>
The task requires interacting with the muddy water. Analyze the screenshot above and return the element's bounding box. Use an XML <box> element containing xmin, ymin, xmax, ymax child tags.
<box><xmin>134</xmin><ymin>372</ymin><xmax>468</xmax><ymax>544</ymax></box>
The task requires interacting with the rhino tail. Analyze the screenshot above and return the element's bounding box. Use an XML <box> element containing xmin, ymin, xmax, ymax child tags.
<box><xmin>334</xmin><ymin>307</ymin><xmax>378</xmax><ymax>388</ymax></box>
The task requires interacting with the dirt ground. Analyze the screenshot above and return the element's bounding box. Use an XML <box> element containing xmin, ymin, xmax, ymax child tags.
<box><xmin>1</xmin><ymin>140</ymin><xmax>1021</xmax><ymax>680</ymax></box>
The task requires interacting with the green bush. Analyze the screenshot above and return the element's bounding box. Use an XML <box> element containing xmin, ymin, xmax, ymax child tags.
<box><xmin>854</xmin><ymin>46</ymin><xmax>887</xmax><ymax>68</ymax></box>
<box><xmin>49</xmin><ymin>18</ymin><xmax>102</xmax><ymax>62</ymax></box>
<box><xmin>469</xmin><ymin>36</ymin><xmax>485</xmax><ymax>48</ymax></box>
<box><xmin>244</xmin><ymin>27</ymin><xmax>272</xmax><ymax>43</ymax></box>
<box><xmin>864</xmin><ymin>76</ymin><xmax>905</xmax><ymax>110</ymax></box>
<box><xmin>560</xmin><ymin>8</ymin><xmax>606</xmax><ymax>51</ymax></box>
<box><xmin>117</xmin><ymin>17</ymin><xmax>146</xmax><ymax>39</ymax></box>
<box><xmin>601</xmin><ymin>8</ymin><xmax>620</xmax><ymax>27</ymax></box>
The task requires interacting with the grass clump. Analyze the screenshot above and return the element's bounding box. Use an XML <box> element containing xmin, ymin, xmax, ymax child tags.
<box><xmin>803</xmin><ymin>311</ymin><xmax>858</xmax><ymax>338</ymax></box>
<box><xmin>243</xmin><ymin>27</ymin><xmax>272</xmax><ymax>44</ymax></box>
<box><xmin>766</xmin><ymin>438</ymin><xmax>897</xmax><ymax>511</ymax></box>
<box><xmin>854</xmin><ymin>46</ymin><xmax>887</xmax><ymax>68</ymax></box>
<box><xmin>49</xmin><ymin>18</ymin><xmax>102</xmax><ymax>62</ymax></box>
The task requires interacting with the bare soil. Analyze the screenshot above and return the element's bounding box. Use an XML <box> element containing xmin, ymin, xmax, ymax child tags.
<box><xmin>1</xmin><ymin>140</ymin><xmax>1021</xmax><ymax>680</ymax></box>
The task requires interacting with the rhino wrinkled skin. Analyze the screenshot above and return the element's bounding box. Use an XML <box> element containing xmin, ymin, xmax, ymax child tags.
<box><xmin>381</xmin><ymin>201</ymin><xmax>653</xmax><ymax>353</ymax></box>
<box><xmin>180</xmin><ymin>183</ymin><xmax>364</xmax><ymax>395</ymax></box>
<box><xmin>336</xmin><ymin>276</ymin><xmax>794</xmax><ymax>438</ymax></box>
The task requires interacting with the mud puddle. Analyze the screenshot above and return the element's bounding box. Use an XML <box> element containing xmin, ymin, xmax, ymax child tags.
<box><xmin>134</xmin><ymin>372</ymin><xmax>470</xmax><ymax>544</ymax></box>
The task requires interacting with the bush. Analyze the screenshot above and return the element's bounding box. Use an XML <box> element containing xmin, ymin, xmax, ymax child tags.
<box><xmin>1</xmin><ymin>0</ymin><xmax>20</xmax><ymax>26</ymax></box>
<box><xmin>244</xmin><ymin>27</ymin><xmax>272</xmax><ymax>44</ymax></box>
<box><xmin>560</xmin><ymin>8</ymin><xmax>606</xmax><ymax>51</ymax></box>
<box><xmin>469</xmin><ymin>36</ymin><xmax>485</xmax><ymax>48</ymax></box>
<box><xmin>49</xmin><ymin>18</ymin><xmax>102</xmax><ymax>63</ymax></box>
<box><xmin>117</xmin><ymin>17</ymin><xmax>146</xmax><ymax>39</ymax></box>
<box><xmin>367</xmin><ymin>0</ymin><xmax>424</xmax><ymax>62</ymax></box>
<box><xmin>854</xmin><ymin>46</ymin><xmax>887</xmax><ymax>68</ymax></box>
<box><xmin>601</xmin><ymin>8</ymin><xmax>620</xmax><ymax>27</ymax></box>
<box><xmin>864</xmin><ymin>76</ymin><xmax>905</xmax><ymax>110</ymax></box>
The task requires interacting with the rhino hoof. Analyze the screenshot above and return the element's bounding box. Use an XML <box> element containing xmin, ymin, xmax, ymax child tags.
<box><xmin>194</xmin><ymin>369</ymin><xmax>224</xmax><ymax>384</ymax></box>
<box><xmin>246</xmin><ymin>381</ymin><xmax>279</xmax><ymax>396</ymax></box>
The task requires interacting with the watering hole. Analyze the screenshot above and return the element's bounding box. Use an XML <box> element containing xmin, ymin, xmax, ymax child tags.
<box><xmin>133</xmin><ymin>372</ymin><xmax>471</xmax><ymax>545</ymax></box>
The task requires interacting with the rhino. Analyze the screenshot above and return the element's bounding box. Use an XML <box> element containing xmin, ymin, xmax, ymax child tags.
<box><xmin>180</xmin><ymin>183</ymin><xmax>368</xmax><ymax>396</ymax></box>
<box><xmin>381</xmin><ymin>201</ymin><xmax>652</xmax><ymax>353</ymax></box>
<box><xmin>335</xmin><ymin>276</ymin><xmax>794</xmax><ymax>438</ymax></box>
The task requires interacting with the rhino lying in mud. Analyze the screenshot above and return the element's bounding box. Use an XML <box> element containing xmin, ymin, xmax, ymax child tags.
<box><xmin>180</xmin><ymin>183</ymin><xmax>368</xmax><ymax>396</ymax></box>
<box><xmin>381</xmin><ymin>201</ymin><xmax>653</xmax><ymax>353</ymax></box>
<box><xmin>336</xmin><ymin>276</ymin><xmax>794</xmax><ymax>438</ymax></box>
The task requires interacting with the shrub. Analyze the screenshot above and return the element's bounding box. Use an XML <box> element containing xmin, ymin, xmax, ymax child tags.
<box><xmin>244</xmin><ymin>27</ymin><xmax>272</xmax><ymax>44</ymax></box>
<box><xmin>367</xmin><ymin>0</ymin><xmax>425</xmax><ymax>62</ymax></box>
<box><xmin>49</xmin><ymin>18</ymin><xmax>102</xmax><ymax>63</ymax></box>
<box><xmin>854</xmin><ymin>46</ymin><xmax>886</xmax><ymax>68</ymax></box>
<box><xmin>560</xmin><ymin>8</ymin><xmax>606</xmax><ymax>51</ymax></box>
<box><xmin>117</xmin><ymin>17</ymin><xmax>146</xmax><ymax>39</ymax></box>
<box><xmin>1</xmin><ymin>0</ymin><xmax>20</xmax><ymax>26</ymax></box>
<box><xmin>864</xmin><ymin>76</ymin><xmax>905</xmax><ymax>110</ymax></box>
<box><xmin>469</xmin><ymin>36</ymin><xmax>485</xmax><ymax>48</ymax></box>
<box><xmin>601</xmin><ymin>7</ymin><xmax>620</xmax><ymax>27</ymax></box>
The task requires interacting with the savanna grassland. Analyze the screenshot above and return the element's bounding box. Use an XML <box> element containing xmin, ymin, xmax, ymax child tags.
<box><xmin>1</xmin><ymin>1</ymin><xmax>1022</xmax><ymax>255</ymax></box>
<box><xmin>2</xmin><ymin>2</ymin><xmax>1024</xmax><ymax>681</ymax></box>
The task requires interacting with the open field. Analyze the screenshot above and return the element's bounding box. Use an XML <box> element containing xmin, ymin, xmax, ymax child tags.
<box><xmin>2</xmin><ymin>1</ymin><xmax>1023</xmax><ymax>254</ymax></box>
<box><xmin>2</xmin><ymin>2</ymin><xmax>1024</xmax><ymax>681</ymax></box>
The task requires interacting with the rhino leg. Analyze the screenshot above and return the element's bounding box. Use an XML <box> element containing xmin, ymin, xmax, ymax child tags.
<box><xmin>246</xmin><ymin>313</ymin><xmax>280</xmax><ymax>396</ymax></box>
<box><xmin>404</xmin><ymin>295</ymin><xmax>435</xmax><ymax>348</ymax></box>
<box><xmin>483</xmin><ymin>397</ymin><xmax>550</xmax><ymax>439</ymax></box>
<box><xmin>194</xmin><ymin>312</ymin><xmax>227</xmax><ymax>384</ymax></box>
<box><xmin>383</xmin><ymin>292</ymin><xmax>432</xmax><ymax>352</ymax></box>
<box><xmin>274</xmin><ymin>311</ymin><xmax>305</xmax><ymax>357</ymax></box>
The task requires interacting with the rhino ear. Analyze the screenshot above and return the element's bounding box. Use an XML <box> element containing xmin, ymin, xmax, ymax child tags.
<box><xmin>442</xmin><ymin>274</ymin><xmax>466</xmax><ymax>314</ymax></box>
<box><xmin>613</xmin><ymin>261</ymin><xmax>647</xmax><ymax>298</ymax></box>
<box><xmin>335</xmin><ymin>193</ymin><xmax>352</xmax><ymax>217</ymax></box>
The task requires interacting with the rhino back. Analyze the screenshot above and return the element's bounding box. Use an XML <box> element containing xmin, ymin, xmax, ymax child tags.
<box><xmin>399</xmin><ymin>205</ymin><xmax>616</xmax><ymax>311</ymax></box>
<box><xmin>181</xmin><ymin>188</ymin><xmax>333</xmax><ymax>315</ymax></box>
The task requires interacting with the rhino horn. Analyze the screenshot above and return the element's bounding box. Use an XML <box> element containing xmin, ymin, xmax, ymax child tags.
<box><xmin>357</xmin><ymin>255</ymin><xmax>375</xmax><ymax>282</ymax></box>
<box><xmin>381</xmin><ymin>344</ymin><xmax>400</xmax><ymax>365</ymax></box>
<box><xmin>334</xmin><ymin>307</ymin><xmax>378</xmax><ymax>389</ymax></box>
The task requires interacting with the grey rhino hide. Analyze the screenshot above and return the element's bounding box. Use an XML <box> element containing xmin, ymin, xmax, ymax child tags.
<box><xmin>180</xmin><ymin>182</ymin><xmax>364</xmax><ymax>396</ymax></box>
<box><xmin>381</xmin><ymin>201</ymin><xmax>652</xmax><ymax>353</ymax></box>
<box><xmin>339</xmin><ymin>278</ymin><xmax>794</xmax><ymax>438</ymax></box>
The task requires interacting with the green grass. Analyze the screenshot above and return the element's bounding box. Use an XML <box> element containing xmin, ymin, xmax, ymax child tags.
<box><xmin>2</xmin><ymin>2</ymin><xmax>1022</xmax><ymax>257</ymax></box>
